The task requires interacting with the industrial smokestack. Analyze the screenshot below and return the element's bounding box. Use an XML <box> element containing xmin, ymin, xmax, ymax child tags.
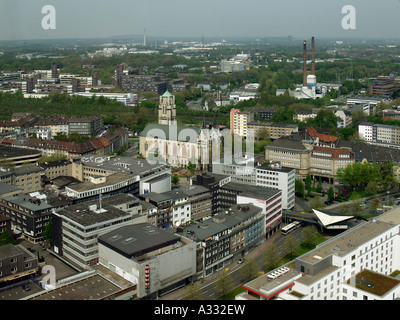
<box><xmin>303</xmin><ymin>40</ymin><xmax>307</xmax><ymax>87</ymax></box>
<box><xmin>311</xmin><ymin>36</ymin><xmax>315</xmax><ymax>75</ymax></box>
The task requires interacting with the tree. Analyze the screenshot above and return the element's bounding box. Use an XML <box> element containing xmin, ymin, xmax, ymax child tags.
<box><xmin>284</xmin><ymin>235</ymin><xmax>298</xmax><ymax>259</ymax></box>
<box><xmin>312</xmin><ymin>109</ymin><xmax>338</xmax><ymax>130</ymax></box>
<box><xmin>339</xmin><ymin>127</ymin><xmax>356</xmax><ymax>140</ymax></box>
<box><xmin>0</xmin><ymin>229</ymin><xmax>16</xmax><ymax>246</ymax></box>
<box><xmin>337</xmin><ymin>203</ymin><xmax>352</xmax><ymax>214</ymax></box>
<box><xmin>316</xmin><ymin>177</ymin><xmax>323</xmax><ymax>193</ymax></box>
<box><xmin>254</xmin><ymin>139</ymin><xmax>271</xmax><ymax>154</ymax></box>
<box><xmin>271</xmin><ymin>108</ymin><xmax>295</xmax><ymax>124</ymax></box>
<box><xmin>187</xmin><ymin>161</ymin><xmax>196</xmax><ymax>173</ymax></box>
<box><xmin>301</xmin><ymin>225</ymin><xmax>317</xmax><ymax>246</ymax></box>
<box><xmin>379</xmin><ymin>161</ymin><xmax>396</xmax><ymax>191</ymax></box>
<box><xmin>327</xmin><ymin>187</ymin><xmax>335</xmax><ymax>201</ymax></box>
<box><xmin>258</xmin><ymin>127</ymin><xmax>270</xmax><ymax>141</ymax></box>
<box><xmin>171</xmin><ymin>175</ymin><xmax>180</xmax><ymax>186</ymax></box>
<box><xmin>337</xmin><ymin>162</ymin><xmax>383</xmax><ymax>190</ymax></box>
<box><xmin>309</xmin><ymin>195</ymin><xmax>325</xmax><ymax>209</ymax></box>
<box><xmin>42</xmin><ymin>218</ymin><xmax>53</xmax><ymax>243</ymax></box>
<box><xmin>365</xmin><ymin>180</ymin><xmax>379</xmax><ymax>196</ymax></box>
<box><xmin>182</xmin><ymin>282</ymin><xmax>203</xmax><ymax>300</ymax></box>
<box><xmin>348</xmin><ymin>132</ymin><xmax>364</xmax><ymax>142</ymax></box>
<box><xmin>304</xmin><ymin>174</ymin><xmax>312</xmax><ymax>196</ymax></box>
<box><xmin>262</xmin><ymin>244</ymin><xmax>281</xmax><ymax>271</ymax></box>
<box><xmin>215</xmin><ymin>271</ymin><xmax>233</xmax><ymax>296</ymax></box>
<box><xmin>370</xmin><ymin>197</ymin><xmax>382</xmax><ymax>212</ymax></box>
<box><xmin>295</xmin><ymin>179</ymin><xmax>305</xmax><ymax>198</ymax></box>
<box><xmin>239</xmin><ymin>258</ymin><xmax>258</xmax><ymax>282</ymax></box>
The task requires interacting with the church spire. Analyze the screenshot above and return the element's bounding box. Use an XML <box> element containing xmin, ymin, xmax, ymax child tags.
<box><xmin>201</xmin><ymin>113</ymin><xmax>207</xmax><ymax>129</ymax></box>
<box><xmin>212</xmin><ymin>112</ymin><xmax>218</xmax><ymax>129</ymax></box>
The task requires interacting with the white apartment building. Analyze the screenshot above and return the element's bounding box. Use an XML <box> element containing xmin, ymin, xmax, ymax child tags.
<box><xmin>221</xmin><ymin>58</ymin><xmax>249</xmax><ymax>73</ymax></box>
<box><xmin>236</xmin><ymin>189</ymin><xmax>282</xmax><ymax>237</ymax></box>
<box><xmin>230</xmin><ymin>109</ymin><xmax>254</xmax><ymax>137</ymax></box>
<box><xmin>229</xmin><ymin>91</ymin><xmax>256</xmax><ymax>105</ymax></box>
<box><xmin>212</xmin><ymin>157</ymin><xmax>295</xmax><ymax>210</ymax></box>
<box><xmin>162</xmin><ymin>189</ymin><xmax>192</xmax><ymax>227</ymax></box>
<box><xmin>347</xmin><ymin>97</ymin><xmax>381</xmax><ymax>116</ymax></box>
<box><xmin>335</xmin><ymin>110</ymin><xmax>352</xmax><ymax>128</ymax></box>
<box><xmin>33</xmin><ymin>127</ymin><xmax>52</xmax><ymax>140</ymax></box>
<box><xmin>255</xmin><ymin>164</ymin><xmax>295</xmax><ymax>210</ymax></box>
<box><xmin>375</xmin><ymin>124</ymin><xmax>393</xmax><ymax>144</ymax></box>
<box><xmin>359</xmin><ymin>122</ymin><xmax>400</xmax><ymax>145</ymax></box>
<box><xmin>294</xmin><ymin>109</ymin><xmax>318</xmax><ymax>122</ymax></box>
<box><xmin>358</xmin><ymin>122</ymin><xmax>374</xmax><ymax>141</ymax></box>
<box><xmin>72</xmin><ymin>92</ymin><xmax>137</xmax><ymax>106</ymax></box>
<box><xmin>238</xmin><ymin>207</ymin><xmax>400</xmax><ymax>300</ymax></box>
<box><xmin>52</xmin><ymin>200</ymin><xmax>141</xmax><ymax>269</ymax></box>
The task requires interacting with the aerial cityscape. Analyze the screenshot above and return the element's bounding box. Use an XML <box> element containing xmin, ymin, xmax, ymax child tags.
<box><xmin>2</xmin><ymin>1</ymin><xmax>400</xmax><ymax>310</ymax></box>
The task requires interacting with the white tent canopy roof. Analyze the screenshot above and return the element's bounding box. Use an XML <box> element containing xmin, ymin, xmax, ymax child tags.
<box><xmin>312</xmin><ymin>209</ymin><xmax>353</xmax><ymax>227</ymax></box>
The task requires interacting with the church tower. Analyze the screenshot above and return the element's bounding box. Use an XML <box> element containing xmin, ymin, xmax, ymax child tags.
<box><xmin>158</xmin><ymin>90</ymin><xmax>177</xmax><ymax>125</ymax></box>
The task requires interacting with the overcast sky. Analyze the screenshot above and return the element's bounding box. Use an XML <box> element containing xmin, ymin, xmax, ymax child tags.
<box><xmin>1</xmin><ymin>0</ymin><xmax>400</xmax><ymax>41</ymax></box>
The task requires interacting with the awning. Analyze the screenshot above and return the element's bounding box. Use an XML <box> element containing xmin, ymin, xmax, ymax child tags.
<box><xmin>312</xmin><ymin>209</ymin><xmax>353</xmax><ymax>227</ymax></box>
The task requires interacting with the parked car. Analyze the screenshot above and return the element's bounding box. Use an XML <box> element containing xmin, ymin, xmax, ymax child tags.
<box><xmin>22</xmin><ymin>284</ymin><xmax>31</xmax><ymax>291</ymax></box>
<box><xmin>238</xmin><ymin>258</ymin><xmax>245</xmax><ymax>264</ymax></box>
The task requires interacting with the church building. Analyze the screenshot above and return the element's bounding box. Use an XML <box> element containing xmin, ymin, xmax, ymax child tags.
<box><xmin>139</xmin><ymin>91</ymin><xmax>221</xmax><ymax>170</ymax></box>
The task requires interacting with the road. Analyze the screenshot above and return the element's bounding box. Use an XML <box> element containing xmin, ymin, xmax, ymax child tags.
<box><xmin>187</xmin><ymin>99</ymin><xmax>204</xmax><ymax>111</ymax></box>
<box><xmin>159</xmin><ymin>228</ymin><xmax>303</xmax><ymax>300</ymax></box>
<box><xmin>125</xmin><ymin>141</ymin><xmax>139</xmax><ymax>157</ymax></box>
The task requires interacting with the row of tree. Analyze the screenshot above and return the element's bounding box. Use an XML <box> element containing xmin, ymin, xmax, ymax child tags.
<box><xmin>182</xmin><ymin>225</ymin><xmax>319</xmax><ymax>300</ymax></box>
<box><xmin>337</xmin><ymin>161</ymin><xmax>397</xmax><ymax>192</ymax></box>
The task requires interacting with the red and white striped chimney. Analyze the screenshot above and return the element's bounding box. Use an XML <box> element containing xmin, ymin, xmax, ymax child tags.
<box><xmin>311</xmin><ymin>36</ymin><xmax>315</xmax><ymax>75</ymax></box>
<box><xmin>303</xmin><ymin>40</ymin><xmax>307</xmax><ymax>87</ymax></box>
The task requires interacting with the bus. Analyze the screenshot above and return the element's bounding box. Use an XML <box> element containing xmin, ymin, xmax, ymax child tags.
<box><xmin>281</xmin><ymin>221</ymin><xmax>301</xmax><ymax>235</ymax></box>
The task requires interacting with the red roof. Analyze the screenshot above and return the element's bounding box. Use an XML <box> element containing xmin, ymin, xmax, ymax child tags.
<box><xmin>313</xmin><ymin>146</ymin><xmax>353</xmax><ymax>159</ymax></box>
<box><xmin>307</xmin><ymin>127</ymin><xmax>338</xmax><ymax>144</ymax></box>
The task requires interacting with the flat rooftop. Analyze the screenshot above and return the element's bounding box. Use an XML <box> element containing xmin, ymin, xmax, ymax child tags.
<box><xmin>222</xmin><ymin>181</ymin><xmax>280</xmax><ymax>200</ymax></box>
<box><xmin>352</xmin><ymin>269</ymin><xmax>400</xmax><ymax>297</ymax></box>
<box><xmin>80</xmin><ymin>155</ymin><xmax>167</xmax><ymax>177</ymax></box>
<box><xmin>3</xmin><ymin>193</ymin><xmax>53</xmax><ymax>211</ymax></box>
<box><xmin>297</xmin><ymin>220</ymin><xmax>393</xmax><ymax>264</ymax></box>
<box><xmin>243</xmin><ymin>268</ymin><xmax>302</xmax><ymax>298</ymax></box>
<box><xmin>139</xmin><ymin>192</ymin><xmax>172</xmax><ymax>203</ymax></box>
<box><xmin>0</xmin><ymin>145</ymin><xmax>41</xmax><ymax>158</ymax></box>
<box><xmin>181</xmin><ymin>205</ymin><xmax>262</xmax><ymax>241</ymax></box>
<box><xmin>0</xmin><ymin>182</ymin><xmax>20</xmax><ymax>195</ymax></box>
<box><xmin>182</xmin><ymin>218</ymin><xmax>231</xmax><ymax>241</ymax></box>
<box><xmin>29</xmin><ymin>273</ymin><xmax>130</xmax><ymax>300</ymax></box>
<box><xmin>66</xmin><ymin>173</ymin><xmax>136</xmax><ymax>193</ymax></box>
<box><xmin>98</xmin><ymin>223</ymin><xmax>181</xmax><ymax>259</ymax></box>
<box><xmin>56</xmin><ymin>200</ymin><xmax>131</xmax><ymax>227</ymax></box>
<box><xmin>0</xmin><ymin>244</ymin><xmax>27</xmax><ymax>260</ymax></box>
<box><xmin>376</xmin><ymin>206</ymin><xmax>400</xmax><ymax>225</ymax></box>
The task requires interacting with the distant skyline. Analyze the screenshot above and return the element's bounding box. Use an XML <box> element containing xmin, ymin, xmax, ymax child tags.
<box><xmin>1</xmin><ymin>0</ymin><xmax>400</xmax><ymax>41</ymax></box>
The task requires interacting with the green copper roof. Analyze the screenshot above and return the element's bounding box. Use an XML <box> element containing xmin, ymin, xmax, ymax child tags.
<box><xmin>162</xmin><ymin>90</ymin><xmax>173</xmax><ymax>97</ymax></box>
<box><xmin>141</xmin><ymin>123</ymin><xmax>201</xmax><ymax>141</ymax></box>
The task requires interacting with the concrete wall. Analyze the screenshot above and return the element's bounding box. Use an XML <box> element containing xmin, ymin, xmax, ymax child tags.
<box><xmin>99</xmin><ymin>239</ymin><xmax>196</xmax><ymax>298</ymax></box>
